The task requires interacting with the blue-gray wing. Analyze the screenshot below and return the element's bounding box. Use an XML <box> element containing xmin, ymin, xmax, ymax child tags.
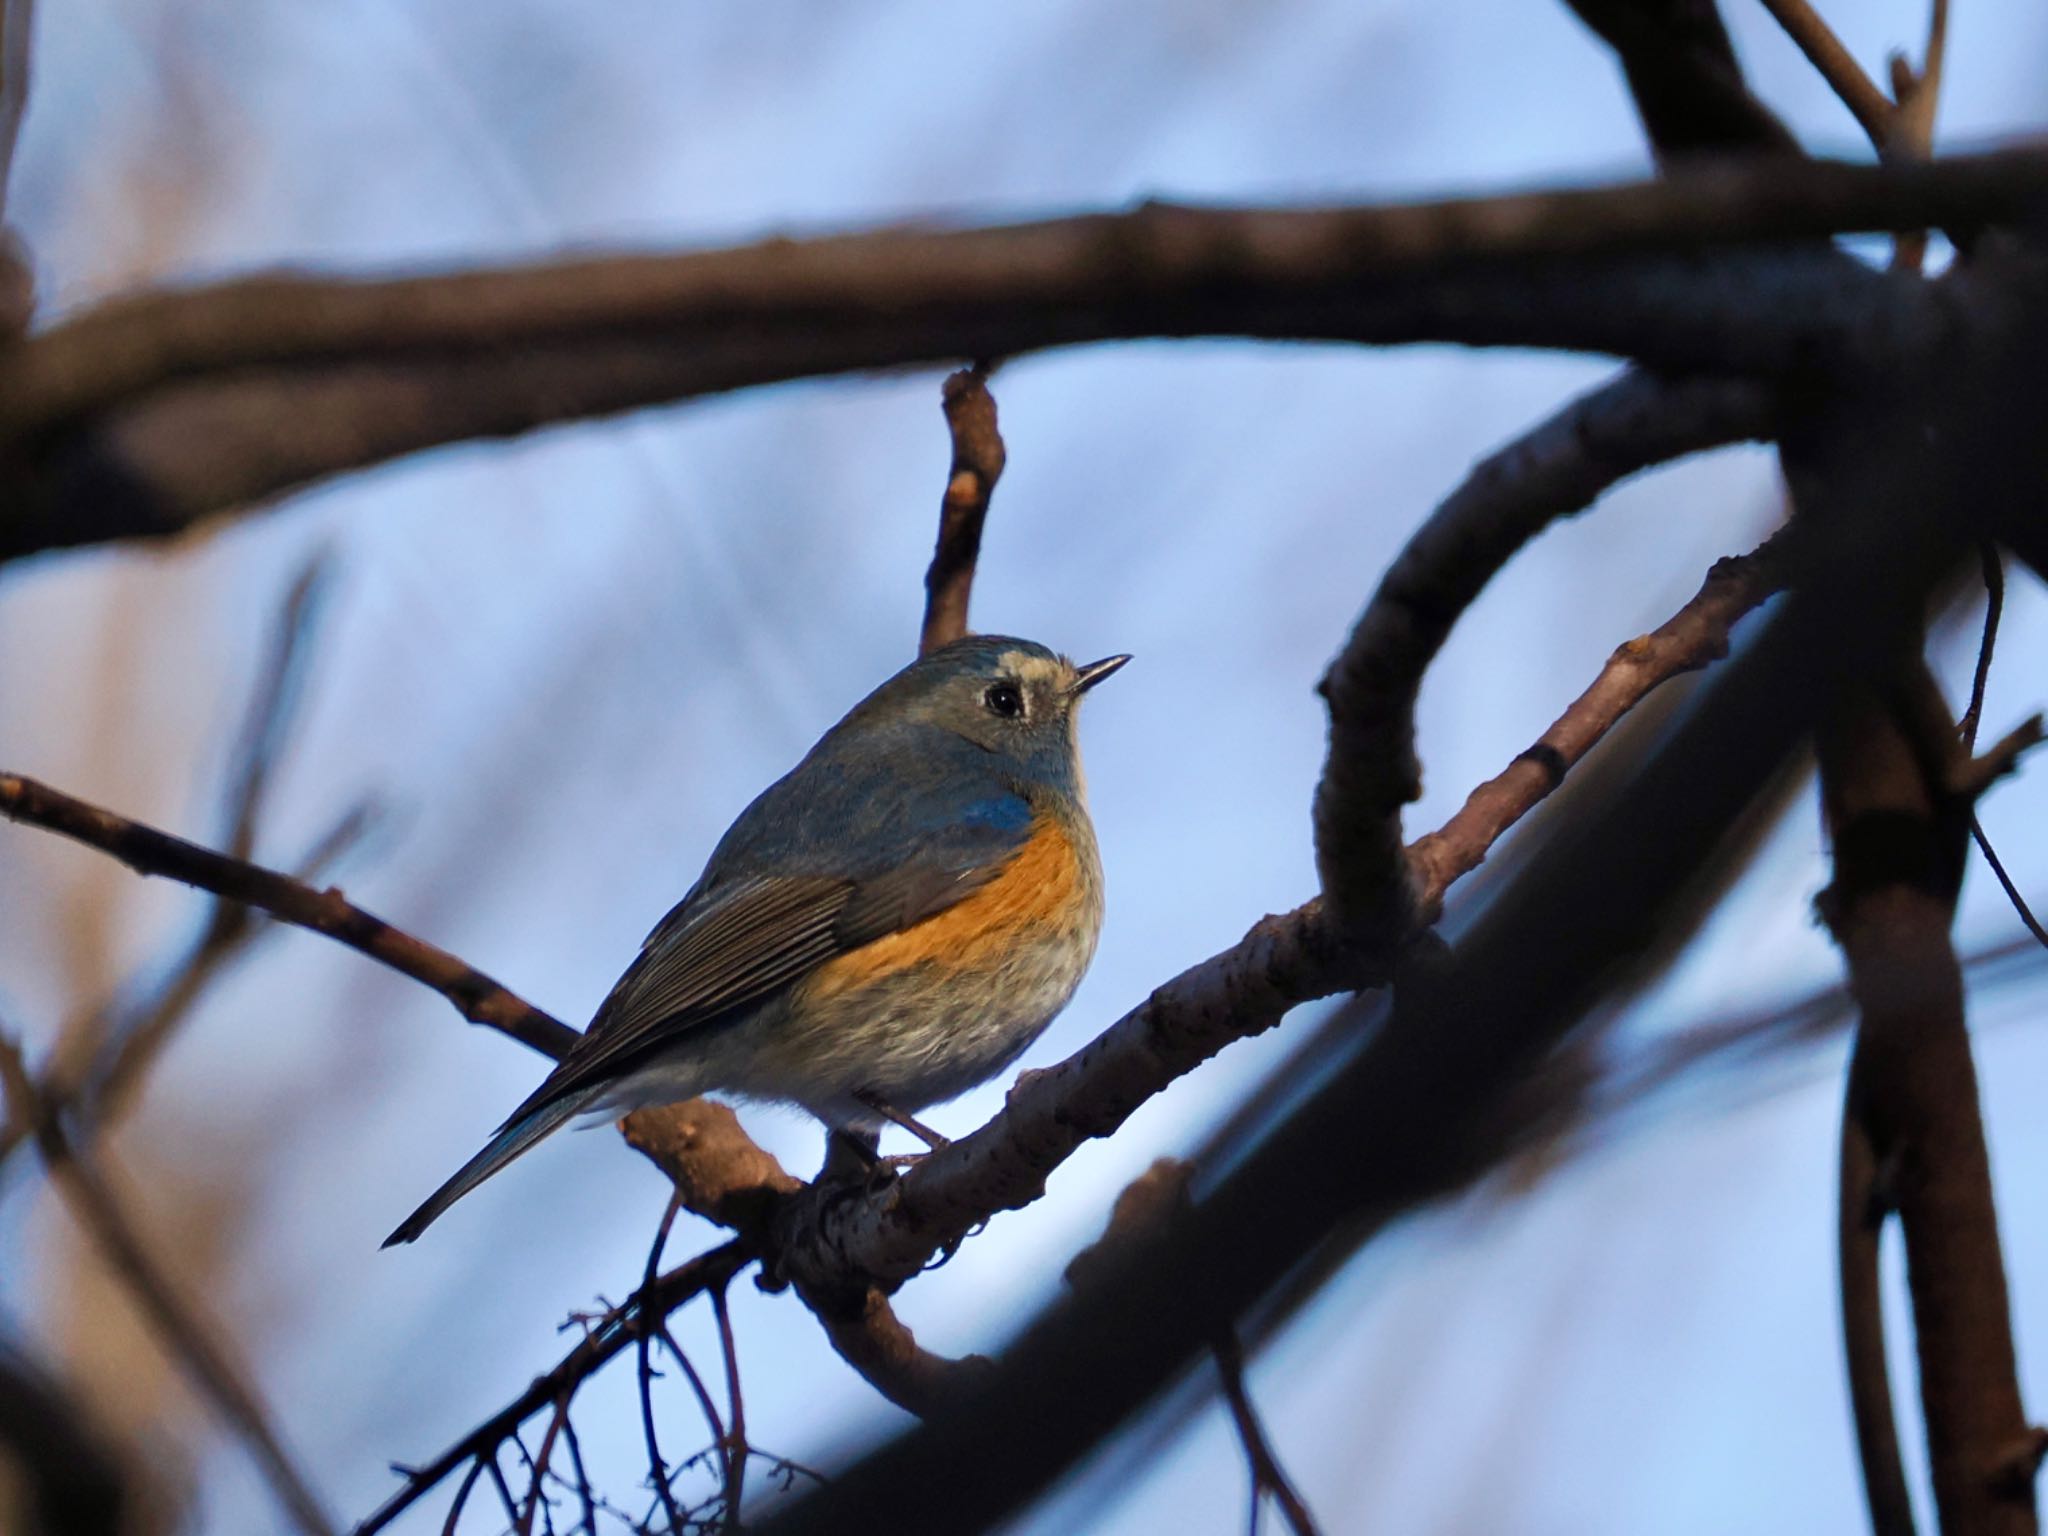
<box><xmin>494</xmin><ymin>780</ymin><xmax>1034</xmax><ymax>1121</ymax></box>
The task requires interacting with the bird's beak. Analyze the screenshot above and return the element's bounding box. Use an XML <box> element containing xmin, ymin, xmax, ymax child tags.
<box><xmin>1068</xmin><ymin>654</ymin><xmax>1132</xmax><ymax>695</ymax></box>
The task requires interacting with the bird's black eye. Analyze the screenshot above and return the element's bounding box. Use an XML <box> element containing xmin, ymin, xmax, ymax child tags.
<box><xmin>984</xmin><ymin>681</ymin><xmax>1024</xmax><ymax>719</ymax></box>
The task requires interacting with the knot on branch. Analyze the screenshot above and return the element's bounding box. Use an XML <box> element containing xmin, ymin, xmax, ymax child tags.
<box><xmin>1064</xmin><ymin>1158</ymin><xmax>1192</xmax><ymax>1291</ymax></box>
<box><xmin>1991</xmin><ymin>1427</ymin><xmax>2048</xmax><ymax>1499</ymax></box>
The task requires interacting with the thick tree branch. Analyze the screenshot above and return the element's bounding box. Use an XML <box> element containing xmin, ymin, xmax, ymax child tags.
<box><xmin>1314</xmin><ymin>368</ymin><xmax>1781</xmax><ymax>938</ymax></box>
<box><xmin>1820</xmin><ymin>672</ymin><xmax>2039</xmax><ymax>1536</ymax></box>
<box><xmin>920</xmin><ymin>362</ymin><xmax>1005</xmax><ymax>656</ymax></box>
<box><xmin>1562</xmin><ymin>0</ymin><xmax>1801</xmax><ymax>159</ymax></box>
<box><xmin>9</xmin><ymin>146</ymin><xmax>2046</xmax><ymax>562</ymax></box>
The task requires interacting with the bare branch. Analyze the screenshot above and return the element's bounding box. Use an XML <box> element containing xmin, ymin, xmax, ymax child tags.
<box><xmin>1407</xmin><ymin>528</ymin><xmax>1792</xmax><ymax>913</ymax></box>
<box><xmin>0</xmin><ymin>772</ymin><xmax>578</xmax><ymax>1060</ymax></box>
<box><xmin>1958</xmin><ymin>543</ymin><xmax>2005</xmax><ymax>752</ymax></box>
<box><xmin>920</xmin><ymin>363</ymin><xmax>1005</xmax><ymax>656</ymax></box>
<box><xmin>621</xmin><ymin>1100</ymin><xmax>990</xmax><ymax>1417</ymax></box>
<box><xmin>1891</xmin><ymin>0</ymin><xmax>1951</xmax><ymax>162</ymax></box>
<box><xmin>1314</xmin><ymin>368</ymin><xmax>1781</xmax><ymax>939</ymax></box>
<box><xmin>352</xmin><ymin>1241</ymin><xmax>748</xmax><ymax>1536</ymax></box>
<box><xmin>1757</xmin><ymin>0</ymin><xmax>1896</xmax><ymax>148</ymax></box>
<box><xmin>0</xmin><ymin>1340</ymin><xmax>131</xmax><ymax>1536</ymax></box>
<box><xmin>1215</xmin><ymin>1329</ymin><xmax>1322</xmax><ymax>1536</ymax></box>
<box><xmin>10</xmin><ymin>146</ymin><xmax>2044</xmax><ymax>563</ymax></box>
<box><xmin>1562</xmin><ymin>0</ymin><xmax>1800</xmax><ymax>158</ymax></box>
<box><xmin>711</xmin><ymin>1282</ymin><xmax>746</xmax><ymax>1531</ymax></box>
<box><xmin>1819</xmin><ymin>675</ymin><xmax>2039</xmax><ymax>1536</ymax></box>
<box><xmin>0</xmin><ymin>1033</ymin><xmax>336</xmax><ymax>1536</ymax></box>
<box><xmin>1840</xmin><ymin>1054</ymin><xmax>1918</xmax><ymax>1536</ymax></box>
<box><xmin>0</xmin><ymin>0</ymin><xmax>33</xmax><ymax>334</ymax></box>
<box><xmin>1971</xmin><ymin>821</ymin><xmax>2048</xmax><ymax>952</ymax></box>
<box><xmin>637</xmin><ymin>1195</ymin><xmax>690</xmax><ymax>1536</ymax></box>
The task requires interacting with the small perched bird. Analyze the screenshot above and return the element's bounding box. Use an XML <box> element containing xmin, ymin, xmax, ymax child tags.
<box><xmin>385</xmin><ymin>635</ymin><xmax>1127</xmax><ymax>1245</ymax></box>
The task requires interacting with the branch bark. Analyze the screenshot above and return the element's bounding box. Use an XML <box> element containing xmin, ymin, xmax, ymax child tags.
<box><xmin>920</xmin><ymin>362</ymin><xmax>1005</xmax><ymax>656</ymax></box>
<box><xmin>1314</xmin><ymin>368</ymin><xmax>1781</xmax><ymax>939</ymax></box>
<box><xmin>9</xmin><ymin>146</ymin><xmax>2042</xmax><ymax>563</ymax></box>
<box><xmin>1821</xmin><ymin>669</ymin><xmax>2040</xmax><ymax>1536</ymax></box>
<box><xmin>1562</xmin><ymin>0</ymin><xmax>1801</xmax><ymax>159</ymax></box>
<box><xmin>0</xmin><ymin>772</ymin><xmax>579</xmax><ymax>1060</ymax></box>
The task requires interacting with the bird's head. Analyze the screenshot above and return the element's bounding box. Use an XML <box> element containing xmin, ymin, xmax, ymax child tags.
<box><xmin>869</xmin><ymin>635</ymin><xmax>1130</xmax><ymax>769</ymax></box>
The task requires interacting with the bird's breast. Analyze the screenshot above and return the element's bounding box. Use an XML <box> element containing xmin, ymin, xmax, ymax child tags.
<box><xmin>804</xmin><ymin>813</ymin><xmax>1102</xmax><ymax>1003</ymax></box>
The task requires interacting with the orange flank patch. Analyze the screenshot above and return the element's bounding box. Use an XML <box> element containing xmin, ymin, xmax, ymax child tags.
<box><xmin>804</xmin><ymin>819</ymin><xmax>1084</xmax><ymax>999</ymax></box>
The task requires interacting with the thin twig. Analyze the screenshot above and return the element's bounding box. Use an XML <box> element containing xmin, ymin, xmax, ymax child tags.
<box><xmin>516</xmin><ymin>1394</ymin><xmax>572</xmax><ymax>1536</ymax></box>
<box><xmin>438</xmin><ymin>1460</ymin><xmax>485</xmax><ymax>1536</ymax></box>
<box><xmin>0</xmin><ymin>1034</ymin><xmax>336</xmax><ymax>1536</ymax></box>
<box><xmin>0</xmin><ymin>773</ymin><xmax>578</xmax><ymax>1060</ymax></box>
<box><xmin>1407</xmin><ymin>529</ymin><xmax>1793</xmax><ymax>914</ymax></box>
<box><xmin>920</xmin><ymin>363</ymin><xmax>1005</xmax><ymax>657</ymax></box>
<box><xmin>0</xmin><ymin>805</ymin><xmax>368</xmax><ymax>1177</ymax></box>
<box><xmin>557</xmin><ymin>1416</ymin><xmax>597</xmax><ymax>1536</ymax></box>
<box><xmin>1891</xmin><ymin>0</ymin><xmax>1950</xmax><ymax>162</ymax></box>
<box><xmin>1755</xmin><ymin>0</ymin><xmax>1895</xmax><ymax>147</ymax></box>
<box><xmin>483</xmin><ymin>1457</ymin><xmax>523</xmax><ymax>1531</ymax></box>
<box><xmin>712</xmin><ymin>1281</ymin><xmax>748</xmax><ymax>1532</ymax></box>
<box><xmin>352</xmin><ymin>1242</ymin><xmax>748</xmax><ymax>1536</ymax></box>
<box><xmin>1213</xmin><ymin>1328</ymin><xmax>1320</xmax><ymax>1536</ymax></box>
<box><xmin>1841</xmin><ymin>1050</ymin><xmax>1918</xmax><ymax>1536</ymax></box>
<box><xmin>1971</xmin><ymin>822</ymin><xmax>2048</xmax><ymax>951</ymax></box>
<box><xmin>1958</xmin><ymin>543</ymin><xmax>2004</xmax><ymax>752</ymax></box>
<box><xmin>638</xmin><ymin>1195</ymin><xmax>689</xmax><ymax>1536</ymax></box>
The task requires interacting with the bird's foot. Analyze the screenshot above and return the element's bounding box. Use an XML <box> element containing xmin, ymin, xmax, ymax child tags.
<box><xmin>852</xmin><ymin>1090</ymin><xmax>951</xmax><ymax>1151</ymax></box>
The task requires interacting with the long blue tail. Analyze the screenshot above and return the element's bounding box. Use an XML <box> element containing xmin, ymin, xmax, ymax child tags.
<box><xmin>383</xmin><ymin>1089</ymin><xmax>602</xmax><ymax>1246</ymax></box>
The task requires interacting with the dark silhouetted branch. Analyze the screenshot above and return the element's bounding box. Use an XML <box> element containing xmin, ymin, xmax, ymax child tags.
<box><xmin>0</xmin><ymin>1034</ymin><xmax>336</xmax><ymax>1536</ymax></box>
<box><xmin>0</xmin><ymin>1339</ymin><xmax>129</xmax><ymax>1536</ymax></box>
<box><xmin>12</xmin><ymin>145</ymin><xmax>2048</xmax><ymax>562</ymax></box>
<box><xmin>1562</xmin><ymin>0</ymin><xmax>1801</xmax><ymax>159</ymax></box>
<box><xmin>921</xmin><ymin>363</ymin><xmax>1005</xmax><ymax>656</ymax></box>
<box><xmin>1959</xmin><ymin>543</ymin><xmax>2004</xmax><ymax>751</ymax></box>
<box><xmin>1215</xmin><ymin>1328</ymin><xmax>1321</xmax><ymax>1536</ymax></box>
<box><xmin>1820</xmin><ymin>673</ymin><xmax>2039</xmax><ymax>1536</ymax></box>
<box><xmin>1315</xmin><ymin>367</ymin><xmax>1781</xmax><ymax>938</ymax></box>
<box><xmin>1839</xmin><ymin>1046</ymin><xmax>1918</xmax><ymax>1536</ymax></box>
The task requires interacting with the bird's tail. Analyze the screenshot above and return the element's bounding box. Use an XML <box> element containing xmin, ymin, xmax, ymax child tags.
<box><xmin>382</xmin><ymin>1087</ymin><xmax>604</xmax><ymax>1246</ymax></box>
